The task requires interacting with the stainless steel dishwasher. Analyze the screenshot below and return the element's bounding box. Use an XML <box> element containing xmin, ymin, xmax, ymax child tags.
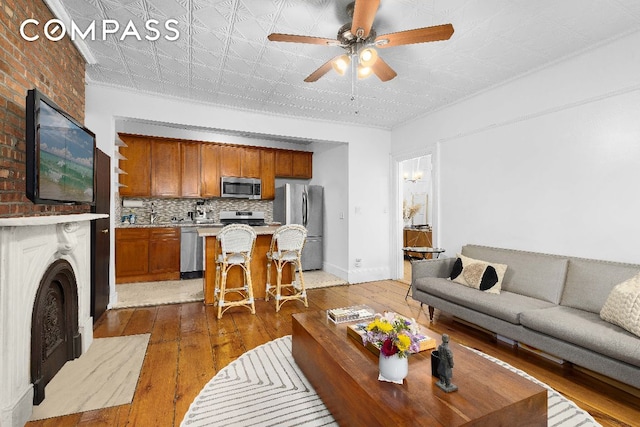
<box><xmin>180</xmin><ymin>227</ymin><xmax>203</xmax><ymax>279</ymax></box>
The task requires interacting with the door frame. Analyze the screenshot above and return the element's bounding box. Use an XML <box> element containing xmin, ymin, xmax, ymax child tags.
<box><xmin>389</xmin><ymin>145</ymin><xmax>440</xmax><ymax>280</ymax></box>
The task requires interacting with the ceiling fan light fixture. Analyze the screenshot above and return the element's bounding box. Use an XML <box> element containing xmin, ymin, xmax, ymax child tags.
<box><xmin>359</xmin><ymin>47</ymin><xmax>378</xmax><ymax>67</ymax></box>
<box><xmin>332</xmin><ymin>54</ymin><xmax>351</xmax><ymax>76</ymax></box>
<box><xmin>357</xmin><ymin>65</ymin><xmax>373</xmax><ymax>79</ymax></box>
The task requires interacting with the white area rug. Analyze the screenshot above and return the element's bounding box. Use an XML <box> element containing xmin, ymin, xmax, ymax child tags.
<box><xmin>302</xmin><ymin>270</ymin><xmax>348</xmax><ymax>289</ymax></box>
<box><xmin>113</xmin><ymin>278</ymin><xmax>203</xmax><ymax>308</ymax></box>
<box><xmin>31</xmin><ymin>334</ymin><xmax>150</xmax><ymax>421</ymax></box>
<box><xmin>181</xmin><ymin>336</ymin><xmax>601</xmax><ymax>427</ymax></box>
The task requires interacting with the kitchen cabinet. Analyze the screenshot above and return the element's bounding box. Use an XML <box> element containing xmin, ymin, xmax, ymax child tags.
<box><xmin>149</xmin><ymin>228</ymin><xmax>180</xmax><ymax>275</ymax></box>
<box><xmin>260</xmin><ymin>149</ymin><xmax>275</xmax><ymax>199</ymax></box>
<box><xmin>275</xmin><ymin>150</ymin><xmax>313</xmax><ymax>179</ymax></box>
<box><xmin>201</xmin><ymin>143</ymin><xmax>220</xmax><ymax>197</ymax></box>
<box><xmin>118</xmin><ymin>134</ymin><xmax>314</xmax><ymax>199</ymax></box>
<box><xmin>115</xmin><ymin>227</ymin><xmax>180</xmax><ymax>283</ymax></box>
<box><xmin>242</xmin><ymin>147</ymin><xmax>261</xmax><ymax>178</ymax></box>
<box><xmin>118</xmin><ymin>135</ymin><xmax>151</xmax><ymax>197</ymax></box>
<box><xmin>219</xmin><ymin>145</ymin><xmax>261</xmax><ymax>179</ymax></box>
<box><xmin>181</xmin><ymin>142</ymin><xmax>201</xmax><ymax>197</ymax></box>
<box><xmin>151</xmin><ymin>140</ymin><xmax>181</xmax><ymax>197</ymax></box>
<box><xmin>274</xmin><ymin>150</ymin><xmax>292</xmax><ymax>177</ymax></box>
<box><xmin>115</xmin><ymin>228</ymin><xmax>149</xmax><ymax>280</ymax></box>
<box><xmin>219</xmin><ymin>145</ymin><xmax>241</xmax><ymax>177</ymax></box>
<box><xmin>291</xmin><ymin>151</ymin><xmax>313</xmax><ymax>178</ymax></box>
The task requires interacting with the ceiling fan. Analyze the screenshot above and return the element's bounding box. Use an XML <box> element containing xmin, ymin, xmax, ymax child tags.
<box><xmin>267</xmin><ymin>0</ymin><xmax>454</xmax><ymax>83</ymax></box>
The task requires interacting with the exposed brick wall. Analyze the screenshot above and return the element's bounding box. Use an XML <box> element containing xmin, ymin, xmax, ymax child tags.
<box><xmin>0</xmin><ymin>0</ymin><xmax>88</xmax><ymax>217</ymax></box>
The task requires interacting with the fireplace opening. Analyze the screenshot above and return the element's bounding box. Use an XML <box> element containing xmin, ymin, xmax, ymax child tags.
<box><xmin>31</xmin><ymin>259</ymin><xmax>82</xmax><ymax>405</ymax></box>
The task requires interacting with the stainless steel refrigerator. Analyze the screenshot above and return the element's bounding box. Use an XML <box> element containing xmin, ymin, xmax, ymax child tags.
<box><xmin>273</xmin><ymin>184</ymin><xmax>323</xmax><ymax>271</ymax></box>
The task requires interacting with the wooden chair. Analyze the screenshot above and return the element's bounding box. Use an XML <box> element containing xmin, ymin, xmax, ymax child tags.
<box><xmin>214</xmin><ymin>224</ymin><xmax>257</xmax><ymax>319</ymax></box>
<box><xmin>265</xmin><ymin>224</ymin><xmax>308</xmax><ymax>312</ymax></box>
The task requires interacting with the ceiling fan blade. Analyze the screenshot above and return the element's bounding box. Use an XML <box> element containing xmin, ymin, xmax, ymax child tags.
<box><xmin>268</xmin><ymin>33</ymin><xmax>339</xmax><ymax>46</ymax></box>
<box><xmin>351</xmin><ymin>0</ymin><xmax>380</xmax><ymax>39</ymax></box>
<box><xmin>371</xmin><ymin>57</ymin><xmax>397</xmax><ymax>82</ymax></box>
<box><xmin>304</xmin><ymin>56</ymin><xmax>342</xmax><ymax>82</ymax></box>
<box><xmin>375</xmin><ymin>23</ymin><xmax>454</xmax><ymax>48</ymax></box>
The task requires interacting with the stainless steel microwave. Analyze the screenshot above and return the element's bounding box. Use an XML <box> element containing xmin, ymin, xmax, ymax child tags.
<box><xmin>220</xmin><ymin>177</ymin><xmax>261</xmax><ymax>199</ymax></box>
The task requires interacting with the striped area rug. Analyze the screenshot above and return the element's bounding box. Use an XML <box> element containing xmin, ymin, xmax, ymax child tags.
<box><xmin>181</xmin><ymin>336</ymin><xmax>601</xmax><ymax>427</ymax></box>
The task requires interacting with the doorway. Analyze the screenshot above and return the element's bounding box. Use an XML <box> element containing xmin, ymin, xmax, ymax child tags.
<box><xmin>398</xmin><ymin>154</ymin><xmax>434</xmax><ymax>284</ymax></box>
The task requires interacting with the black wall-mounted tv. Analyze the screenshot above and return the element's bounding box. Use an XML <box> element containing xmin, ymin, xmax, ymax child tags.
<box><xmin>26</xmin><ymin>89</ymin><xmax>96</xmax><ymax>205</ymax></box>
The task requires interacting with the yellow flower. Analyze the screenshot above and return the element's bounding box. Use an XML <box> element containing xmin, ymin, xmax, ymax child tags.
<box><xmin>396</xmin><ymin>334</ymin><xmax>411</xmax><ymax>352</ymax></box>
<box><xmin>366</xmin><ymin>318</ymin><xmax>380</xmax><ymax>331</ymax></box>
<box><xmin>366</xmin><ymin>318</ymin><xmax>393</xmax><ymax>334</ymax></box>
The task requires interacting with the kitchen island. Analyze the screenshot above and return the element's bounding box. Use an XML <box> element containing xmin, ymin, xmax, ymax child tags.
<box><xmin>197</xmin><ymin>225</ymin><xmax>292</xmax><ymax>304</ymax></box>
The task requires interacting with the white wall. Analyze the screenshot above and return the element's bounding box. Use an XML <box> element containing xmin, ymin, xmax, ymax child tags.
<box><xmin>391</xmin><ymin>31</ymin><xmax>640</xmax><ymax>264</ymax></box>
<box><xmin>85</xmin><ymin>84</ymin><xmax>391</xmax><ymax>301</ymax></box>
<box><xmin>310</xmin><ymin>142</ymin><xmax>349</xmax><ymax>277</ymax></box>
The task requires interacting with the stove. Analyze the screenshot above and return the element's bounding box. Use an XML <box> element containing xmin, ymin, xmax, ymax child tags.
<box><xmin>219</xmin><ymin>210</ymin><xmax>267</xmax><ymax>227</ymax></box>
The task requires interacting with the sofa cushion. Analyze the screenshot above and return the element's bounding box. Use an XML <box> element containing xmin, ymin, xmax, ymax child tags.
<box><xmin>449</xmin><ymin>254</ymin><xmax>507</xmax><ymax>294</ymax></box>
<box><xmin>414</xmin><ymin>277</ymin><xmax>555</xmax><ymax>324</ymax></box>
<box><xmin>600</xmin><ymin>272</ymin><xmax>640</xmax><ymax>337</ymax></box>
<box><xmin>561</xmin><ymin>258</ymin><xmax>640</xmax><ymax>313</ymax></box>
<box><xmin>461</xmin><ymin>245</ymin><xmax>568</xmax><ymax>304</ymax></box>
<box><xmin>520</xmin><ymin>306</ymin><xmax>640</xmax><ymax>367</ymax></box>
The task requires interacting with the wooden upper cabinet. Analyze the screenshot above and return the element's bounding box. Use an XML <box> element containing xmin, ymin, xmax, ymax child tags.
<box><xmin>242</xmin><ymin>147</ymin><xmax>261</xmax><ymax>178</ymax></box>
<box><xmin>181</xmin><ymin>142</ymin><xmax>201</xmax><ymax>197</ymax></box>
<box><xmin>291</xmin><ymin>151</ymin><xmax>313</xmax><ymax>178</ymax></box>
<box><xmin>275</xmin><ymin>150</ymin><xmax>293</xmax><ymax>177</ymax></box>
<box><xmin>275</xmin><ymin>150</ymin><xmax>313</xmax><ymax>179</ymax></box>
<box><xmin>219</xmin><ymin>145</ymin><xmax>241</xmax><ymax>177</ymax></box>
<box><xmin>260</xmin><ymin>149</ymin><xmax>275</xmax><ymax>199</ymax></box>
<box><xmin>151</xmin><ymin>141</ymin><xmax>181</xmax><ymax>197</ymax></box>
<box><xmin>119</xmin><ymin>135</ymin><xmax>151</xmax><ymax>197</ymax></box>
<box><xmin>201</xmin><ymin>143</ymin><xmax>220</xmax><ymax>197</ymax></box>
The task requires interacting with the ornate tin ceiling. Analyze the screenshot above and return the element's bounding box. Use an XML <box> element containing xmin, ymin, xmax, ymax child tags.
<box><xmin>56</xmin><ymin>0</ymin><xmax>640</xmax><ymax>129</ymax></box>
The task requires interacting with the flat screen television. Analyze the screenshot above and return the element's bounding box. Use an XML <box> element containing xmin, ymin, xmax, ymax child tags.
<box><xmin>26</xmin><ymin>88</ymin><xmax>95</xmax><ymax>205</ymax></box>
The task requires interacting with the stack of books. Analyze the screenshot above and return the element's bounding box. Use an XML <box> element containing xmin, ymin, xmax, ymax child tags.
<box><xmin>326</xmin><ymin>304</ymin><xmax>376</xmax><ymax>324</ymax></box>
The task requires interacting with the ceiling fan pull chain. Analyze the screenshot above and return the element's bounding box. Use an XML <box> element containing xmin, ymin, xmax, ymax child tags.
<box><xmin>351</xmin><ymin>54</ymin><xmax>359</xmax><ymax>115</ymax></box>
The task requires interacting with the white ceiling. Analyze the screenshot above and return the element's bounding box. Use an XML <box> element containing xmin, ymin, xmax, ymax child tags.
<box><xmin>58</xmin><ymin>0</ymin><xmax>640</xmax><ymax>129</ymax></box>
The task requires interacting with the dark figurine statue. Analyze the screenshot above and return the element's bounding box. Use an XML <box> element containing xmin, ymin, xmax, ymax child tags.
<box><xmin>436</xmin><ymin>334</ymin><xmax>458</xmax><ymax>392</ymax></box>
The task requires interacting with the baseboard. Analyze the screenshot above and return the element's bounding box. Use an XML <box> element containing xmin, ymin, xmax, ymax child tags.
<box><xmin>0</xmin><ymin>384</ymin><xmax>33</xmax><ymax>427</ymax></box>
<box><xmin>321</xmin><ymin>262</ymin><xmax>348</xmax><ymax>282</ymax></box>
<box><xmin>348</xmin><ymin>266</ymin><xmax>390</xmax><ymax>284</ymax></box>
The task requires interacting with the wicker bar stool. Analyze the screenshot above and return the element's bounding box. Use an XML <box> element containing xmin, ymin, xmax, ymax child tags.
<box><xmin>214</xmin><ymin>224</ymin><xmax>257</xmax><ymax>319</ymax></box>
<box><xmin>265</xmin><ymin>224</ymin><xmax>308</xmax><ymax>312</ymax></box>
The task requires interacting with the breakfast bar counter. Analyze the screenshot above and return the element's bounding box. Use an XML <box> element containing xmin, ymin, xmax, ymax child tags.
<box><xmin>197</xmin><ymin>225</ymin><xmax>291</xmax><ymax>304</ymax></box>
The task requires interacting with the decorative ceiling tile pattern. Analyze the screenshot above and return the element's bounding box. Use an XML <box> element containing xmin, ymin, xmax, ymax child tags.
<box><xmin>60</xmin><ymin>0</ymin><xmax>640</xmax><ymax>129</ymax></box>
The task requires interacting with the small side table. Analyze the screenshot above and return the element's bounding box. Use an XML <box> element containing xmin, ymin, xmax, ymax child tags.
<box><xmin>403</xmin><ymin>247</ymin><xmax>445</xmax><ymax>260</ymax></box>
<box><xmin>404</xmin><ymin>247</ymin><xmax>445</xmax><ymax>299</ymax></box>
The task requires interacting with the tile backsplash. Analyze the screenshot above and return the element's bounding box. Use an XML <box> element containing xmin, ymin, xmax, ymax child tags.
<box><xmin>115</xmin><ymin>193</ymin><xmax>274</xmax><ymax>225</ymax></box>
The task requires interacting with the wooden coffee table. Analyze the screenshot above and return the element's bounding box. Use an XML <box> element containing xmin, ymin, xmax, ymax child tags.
<box><xmin>292</xmin><ymin>311</ymin><xmax>547</xmax><ymax>426</ymax></box>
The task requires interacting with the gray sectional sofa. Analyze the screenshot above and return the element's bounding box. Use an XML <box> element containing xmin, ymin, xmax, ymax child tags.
<box><xmin>411</xmin><ymin>244</ymin><xmax>640</xmax><ymax>389</ymax></box>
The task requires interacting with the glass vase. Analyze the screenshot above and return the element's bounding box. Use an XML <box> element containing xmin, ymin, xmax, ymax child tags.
<box><xmin>378</xmin><ymin>353</ymin><xmax>409</xmax><ymax>383</ymax></box>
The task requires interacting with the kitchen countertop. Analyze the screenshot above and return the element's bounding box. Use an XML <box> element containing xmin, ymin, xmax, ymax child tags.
<box><xmin>197</xmin><ymin>224</ymin><xmax>282</xmax><ymax>237</ymax></box>
<box><xmin>115</xmin><ymin>222</ymin><xmax>283</xmax><ymax>236</ymax></box>
<box><xmin>116</xmin><ymin>221</ymin><xmax>219</xmax><ymax>228</ymax></box>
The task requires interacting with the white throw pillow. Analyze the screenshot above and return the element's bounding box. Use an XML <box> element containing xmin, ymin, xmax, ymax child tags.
<box><xmin>600</xmin><ymin>272</ymin><xmax>640</xmax><ymax>337</ymax></box>
<box><xmin>449</xmin><ymin>254</ymin><xmax>507</xmax><ymax>294</ymax></box>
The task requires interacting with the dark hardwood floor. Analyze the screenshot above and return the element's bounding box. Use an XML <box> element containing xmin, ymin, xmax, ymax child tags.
<box><xmin>26</xmin><ymin>280</ymin><xmax>639</xmax><ymax>426</ymax></box>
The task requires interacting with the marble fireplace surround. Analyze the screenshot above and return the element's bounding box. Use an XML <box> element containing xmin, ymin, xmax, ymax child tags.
<box><xmin>0</xmin><ymin>213</ymin><xmax>107</xmax><ymax>427</ymax></box>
